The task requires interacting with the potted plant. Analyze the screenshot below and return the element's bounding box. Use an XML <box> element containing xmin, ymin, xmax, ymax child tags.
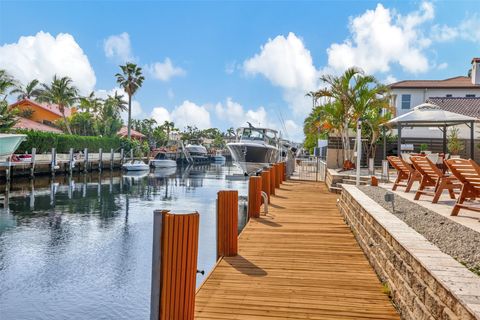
<box><xmin>448</xmin><ymin>127</ymin><xmax>464</xmax><ymax>157</ymax></box>
<box><xmin>419</xmin><ymin>143</ymin><xmax>429</xmax><ymax>155</ymax></box>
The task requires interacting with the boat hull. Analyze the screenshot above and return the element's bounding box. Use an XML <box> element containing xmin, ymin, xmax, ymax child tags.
<box><xmin>122</xmin><ymin>163</ymin><xmax>150</xmax><ymax>171</ymax></box>
<box><xmin>150</xmin><ymin>159</ymin><xmax>177</xmax><ymax>168</ymax></box>
<box><xmin>227</xmin><ymin>142</ymin><xmax>278</xmax><ymax>174</ymax></box>
<box><xmin>0</xmin><ymin>134</ymin><xmax>27</xmax><ymax>157</ymax></box>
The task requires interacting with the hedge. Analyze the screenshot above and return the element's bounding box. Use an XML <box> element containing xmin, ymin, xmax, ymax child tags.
<box><xmin>16</xmin><ymin>130</ymin><xmax>136</xmax><ymax>154</ymax></box>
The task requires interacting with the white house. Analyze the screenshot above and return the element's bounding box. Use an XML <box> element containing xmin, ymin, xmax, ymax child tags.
<box><xmin>388</xmin><ymin>58</ymin><xmax>480</xmax><ymax>139</ymax></box>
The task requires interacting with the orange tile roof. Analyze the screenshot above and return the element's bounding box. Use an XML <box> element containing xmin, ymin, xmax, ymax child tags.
<box><xmin>117</xmin><ymin>126</ymin><xmax>146</xmax><ymax>139</ymax></box>
<box><xmin>9</xmin><ymin>98</ymin><xmax>73</xmax><ymax>117</ymax></box>
<box><xmin>389</xmin><ymin>76</ymin><xmax>479</xmax><ymax>89</ymax></box>
<box><xmin>14</xmin><ymin>117</ymin><xmax>63</xmax><ymax>133</ymax></box>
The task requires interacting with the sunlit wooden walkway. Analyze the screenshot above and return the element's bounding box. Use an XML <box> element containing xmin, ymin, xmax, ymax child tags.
<box><xmin>195</xmin><ymin>180</ymin><xmax>400</xmax><ymax>319</ymax></box>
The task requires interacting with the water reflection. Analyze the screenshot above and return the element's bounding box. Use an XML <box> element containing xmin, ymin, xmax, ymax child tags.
<box><xmin>0</xmin><ymin>163</ymin><xmax>247</xmax><ymax>320</ymax></box>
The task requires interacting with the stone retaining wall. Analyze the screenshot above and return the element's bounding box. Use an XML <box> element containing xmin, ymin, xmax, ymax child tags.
<box><xmin>338</xmin><ymin>185</ymin><xmax>480</xmax><ymax>320</ymax></box>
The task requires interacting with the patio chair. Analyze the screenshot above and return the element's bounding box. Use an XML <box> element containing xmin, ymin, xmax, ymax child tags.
<box><xmin>410</xmin><ymin>156</ymin><xmax>461</xmax><ymax>203</ymax></box>
<box><xmin>445</xmin><ymin>158</ymin><xmax>480</xmax><ymax>216</ymax></box>
<box><xmin>387</xmin><ymin>156</ymin><xmax>421</xmax><ymax>192</ymax></box>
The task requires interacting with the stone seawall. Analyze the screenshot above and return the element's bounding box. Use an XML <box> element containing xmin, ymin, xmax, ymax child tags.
<box><xmin>338</xmin><ymin>185</ymin><xmax>480</xmax><ymax>320</ymax></box>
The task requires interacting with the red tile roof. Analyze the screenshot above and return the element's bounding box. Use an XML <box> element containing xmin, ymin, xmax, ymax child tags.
<box><xmin>9</xmin><ymin>98</ymin><xmax>73</xmax><ymax>117</ymax></box>
<box><xmin>117</xmin><ymin>126</ymin><xmax>146</xmax><ymax>139</ymax></box>
<box><xmin>426</xmin><ymin>97</ymin><xmax>480</xmax><ymax>119</ymax></box>
<box><xmin>14</xmin><ymin>117</ymin><xmax>64</xmax><ymax>133</ymax></box>
<box><xmin>389</xmin><ymin>76</ymin><xmax>479</xmax><ymax>89</ymax></box>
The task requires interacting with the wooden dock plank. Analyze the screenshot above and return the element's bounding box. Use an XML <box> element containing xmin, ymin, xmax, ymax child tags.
<box><xmin>195</xmin><ymin>180</ymin><xmax>399</xmax><ymax>319</ymax></box>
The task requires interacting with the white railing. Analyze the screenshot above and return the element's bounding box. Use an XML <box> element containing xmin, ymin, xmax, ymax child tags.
<box><xmin>294</xmin><ymin>157</ymin><xmax>327</xmax><ymax>181</ymax></box>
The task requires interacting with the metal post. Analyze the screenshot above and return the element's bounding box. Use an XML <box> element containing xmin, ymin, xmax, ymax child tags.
<box><xmin>84</xmin><ymin>148</ymin><xmax>89</xmax><ymax>172</ymax></box>
<box><xmin>30</xmin><ymin>148</ymin><xmax>36</xmax><ymax>178</ymax></box>
<box><xmin>382</xmin><ymin>126</ymin><xmax>387</xmax><ymax>160</ymax></box>
<box><xmin>98</xmin><ymin>148</ymin><xmax>103</xmax><ymax>172</ymax></box>
<box><xmin>356</xmin><ymin>119</ymin><xmax>362</xmax><ymax>186</ymax></box>
<box><xmin>471</xmin><ymin>121</ymin><xmax>475</xmax><ymax>160</ymax></box>
<box><xmin>397</xmin><ymin>124</ymin><xmax>402</xmax><ymax>157</ymax></box>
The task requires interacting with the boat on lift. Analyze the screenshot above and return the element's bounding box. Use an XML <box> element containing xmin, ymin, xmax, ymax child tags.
<box><xmin>149</xmin><ymin>152</ymin><xmax>177</xmax><ymax>168</ymax></box>
<box><xmin>185</xmin><ymin>143</ymin><xmax>209</xmax><ymax>163</ymax></box>
<box><xmin>226</xmin><ymin>124</ymin><xmax>279</xmax><ymax>175</ymax></box>
<box><xmin>0</xmin><ymin>134</ymin><xmax>27</xmax><ymax>157</ymax></box>
<box><xmin>122</xmin><ymin>160</ymin><xmax>150</xmax><ymax>171</ymax></box>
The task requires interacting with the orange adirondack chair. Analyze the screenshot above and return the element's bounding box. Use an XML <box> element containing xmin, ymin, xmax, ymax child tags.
<box><xmin>445</xmin><ymin>158</ymin><xmax>480</xmax><ymax>216</ymax></box>
<box><xmin>387</xmin><ymin>156</ymin><xmax>421</xmax><ymax>192</ymax></box>
<box><xmin>410</xmin><ymin>156</ymin><xmax>461</xmax><ymax>203</ymax></box>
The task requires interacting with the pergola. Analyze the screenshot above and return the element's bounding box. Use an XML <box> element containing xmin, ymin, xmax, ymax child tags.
<box><xmin>383</xmin><ymin>103</ymin><xmax>478</xmax><ymax>160</ymax></box>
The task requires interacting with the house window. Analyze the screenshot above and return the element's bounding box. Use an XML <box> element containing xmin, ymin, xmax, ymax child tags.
<box><xmin>466</xmin><ymin>94</ymin><xmax>476</xmax><ymax>98</ymax></box>
<box><xmin>401</xmin><ymin>94</ymin><xmax>411</xmax><ymax>109</ymax></box>
<box><xmin>446</xmin><ymin>94</ymin><xmax>452</xmax><ymax>97</ymax></box>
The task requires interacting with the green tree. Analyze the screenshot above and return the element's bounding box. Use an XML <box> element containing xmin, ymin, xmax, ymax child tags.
<box><xmin>38</xmin><ymin>75</ymin><xmax>79</xmax><ymax>135</ymax></box>
<box><xmin>115</xmin><ymin>62</ymin><xmax>144</xmax><ymax>139</ymax></box>
<box><xmin>79</xmin><ymin>91</ymin><xmax>103</xmax><ymax>114</ymax></box>
<box><xmin>0</xmin><ymin>69</ymin><xmax>17</xmax><ymax>99</ymax></box>
<box><xmin>11</xmin><ymin>79</ymin><xmax>42</xmax><ymax>100</ymax></box>
<box><xmin>96</xmin><ymin>91</ymin><xmax>127</xmax><ymax>136</ymax></box>
<box><xmin>0</xmin><ymin>100</ymin><xmax>18</xmax><ymax>132</ymax></box>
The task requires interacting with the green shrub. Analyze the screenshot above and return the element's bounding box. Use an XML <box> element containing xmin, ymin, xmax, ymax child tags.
<box><xmin>15</xmin><ymin>130</ymin><xmax>137</xmax><ymax>154</ymax></box>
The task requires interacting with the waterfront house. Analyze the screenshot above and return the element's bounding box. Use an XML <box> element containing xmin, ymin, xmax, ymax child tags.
<box><xmin>13</xmin><ymin>116</ymin><xmax>63</xmax><ymax>133</ymax></box>
<box><xmin>117</xmin><ymin>126</ymin><xmax>146</xmax><ymax>141</ymax></box>
<box><xmin>9</xmin><ymin>98</ymin><xmax>75</xmax><ymax>126</ymax></box>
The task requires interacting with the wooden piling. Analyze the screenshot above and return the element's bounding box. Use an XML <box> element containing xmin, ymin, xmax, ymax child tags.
<box><xmin>248</xmin><ymin>176</ymin><xmax>262</xmax><ymax>219</ymax></box>
<box><xmin>68</xmin><ymin>148</ymin><xmax>74</xmax><ymax>174</ymax></box>
<box><xmin>274</xmin><ymin>163</ymin><xmax>280</xmax><ymax>188</ymax></box>
<box><xmin>269</xmin><ymin>165</ymin><xmax>276</xmax><ymax>195</ymax></box>
<box><xmin>151</xmin><ymin>210</ymin><xmax>199</xmax><ymax>320</ymax></box>
<box><xmin>84</xmin><ymin>148</ymin><xmax>89</xmax><ymax>172</ymax></box>
<box><xmin>50</xmin><ymin>148</ymin><xmax>56</xmax><ymax>176</ymax></box>
<box><xmin>110</xmin><ymin>148</ymin><xmax>114</xmax><ymax>169</ymax></box>
<box><xmin>30</xmin><ymin>148</ymin><xmax>36</xmax><ymax>178</ymax></box>
<box><xmin>261</xmin><ymin>170</ymin><xmax>271</xmax><ymax>204</ymax></box>
<box><xmin>98</xmin><ymin>148</ymin><xmax>103</xmax><ymax>171</ymax></box>
<box><xmin>217</xmin><ymin>190</ymin><xmax>238</xmax><ymax>259</ymax></box>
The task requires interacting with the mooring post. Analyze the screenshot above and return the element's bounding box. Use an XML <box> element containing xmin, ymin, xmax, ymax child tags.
<box><xmin>98</xmin><ymin>148</ymin><xmax>103</xmax><ymax>172</ymax></box>
<box><xmin>130</xmin><ymin>149</ymin><xmax>134</xmax><ymax>161</ymax></box>
<box><xmin>217</xmin><ymin>190</ymin><xmax>238</xmax><ymax>260</ymax></box>
<box><xmin>110</xmin><ymin>148</ymin><xmax>114</xmax><ymax>169</ymax></box>
<box><xmin>84</xmin><ymin>148</ymin><xmax>89</xmax><ymax>172</ymax></box>
<box><xmin>68</xmin><ymin>148</ymin><xmax>74</xmax><ymax>174</ymax></box>
<box><xmin>150</xmin><ymin>210</ymin><xmax>199</xmax><ymax>320</ymax></box>
<box><xmin>120</xmin><ymin>148</ymin><xmax>124</xmax><ymax>165</ymax></box>
<box><xmin>269</xmin><ymin>165</ymin><xmax>276</xmax><ymax>195</ymax></box>
<box><xmin>50</xmin><ymin>148</ymin><xmax>56</xmax><ymax>176</ymax></box>
<box><xmin>30</xmin><ymin>148</ymin><xmax>36</xmax><ymax>178</ymax></box>
<box><xmin>261</xmin><ymin>169</ymin><xmax>271</xmax><ymax>204</ymax></box>
<box><xmin>274</xmin><ymin>163</ymin><xmax>281</xmax><ymax>188</ymax></box>
<box><xmin>248</xmin><ymin>176</ymin><xmax>262</xmax><ymax>219</ymax></box>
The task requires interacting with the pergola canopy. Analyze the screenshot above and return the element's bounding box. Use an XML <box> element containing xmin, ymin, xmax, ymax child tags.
<box><xmin>382</xmin><ymin>103</ymin><xmax>478</xmax><ymax>159</ymax></box>
<box><xmin>385</xmin><ymin>103</ymin><xmax>478</xmax><ymax>128</ymax></box>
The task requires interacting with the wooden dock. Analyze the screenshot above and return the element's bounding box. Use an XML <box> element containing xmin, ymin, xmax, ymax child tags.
<box><xmin>195</xmin><ymin>180</ymin><xmax>399</xmax><ymax>319</ymax></box>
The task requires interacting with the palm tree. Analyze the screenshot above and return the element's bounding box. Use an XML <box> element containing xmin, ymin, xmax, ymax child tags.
<box><xmin>0</xmin><ymin>100</ymin><xmax>18</xmax><ymax>132</ymax></box>
<box><xmin>98</xmin><ymin>91</ymin><xmax>127</xmax><ymax>136</ymax></box>
<box><xmin>226</xmin><ymin>127</ymin><xmax>235</xmax><ymax>138</ymax></box>
<box><xmin>38</xmin><ymin>75</ymin><xmax>79</xmax><ymax>134</ymax></box>
<box><xmin>79</xmin><ymin>91</ymin><xmax>103</xmax><ymax>114</ymax></box>
<box><xmin>305</xmin><ymin>91</ymin><xmax>321</xmax><ymax>109</ymax></box>
<box><xmin>162</xmin><ymin>120</ymin><xmax>175</xmax><ymax>140</ymax></box>
<box><xmin>115</xmin><ymin>63</ymin><xmax>145</xmax><ymax>139</ymax></box>
<box><xmin>0</xmin><ymin>69</ymin><xmax>17</xmax><ymax>99</ymax></box>
<box><xmin>11</xmin><ymin>79</ymin><xmax>42</xmax><ymax>100</ymax></box>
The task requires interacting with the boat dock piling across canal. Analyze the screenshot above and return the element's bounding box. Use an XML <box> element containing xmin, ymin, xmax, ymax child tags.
<box><xmin>150</xmin><ymin>161</ymin><xmax>399</xmax><ymax>320</ymax></box>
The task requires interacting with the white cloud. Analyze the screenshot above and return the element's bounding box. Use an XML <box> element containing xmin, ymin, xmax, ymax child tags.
<box><xmin>437</xmin><ymin>62</ymin><xmax>448</xmax><ymax>70</ymax></box>
<box><xmin>383</xmin><ymin>75</ymin><xmax>398</xmax><ymax>84</ymax></box>
<box><xmin>103</xmin><ymin>32</ymin><xmax>133</xmax><ymax>62</ymax></box>
<box><xmin>326</xmin><ymin>2</ymin><xmax>434</xmax><ymax>74</ymax></box>
<box><xmin>431</xmin><ymin>14</ymin><xmax>480</xmax><ymax>43</ymax></box>
<box><xmin>243</xmin><ymin>32</ymin><xmax>319</xmax><ymax>116</ymax></box>
<box><xmin>151</xmin><ymin>106</ymin><xmax>172</xmax><ymax>124</ymax></box>
<box><xmin>171</xmin><ymin>100</ymin><xmax>211</xmax><ymax>130</ymax></box>
<box><xmin>95</xmin><ymin>87</ymin><xmax>144</xmax><ymax>122</ymax></box>
<box><xmin>146</xmin><ymin>58</ymin><xmax>185</xmax><ymax>81</ymax></box>
<box><xmin>0</xmin><ymin>31</ymin><xmax>96</xmax><ymax>95</ymax></box>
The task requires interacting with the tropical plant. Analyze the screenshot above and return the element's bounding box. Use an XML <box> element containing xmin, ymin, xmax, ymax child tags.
<box><xmin>18</xmin><ymin>107</ymin><xmax>35</xmax><ymax>119</ymax></box>
<box><xmin>161</xmin><ymin>120</ymin><xmax>175</xmax><ymax>141</ymax></box>
<box><xmin>448</xmin><ymin>128</ymin><xmax>464</xmax><ymax>155</ymax></box>
<box><xmin>226</xmin><ymin>127</ymin><xmax>236</xmax><ymax>138</ymax></box>
<box><xmin>0</xmin><ymin>69</ymin><xmax>17</xmax><ymax>99</ymax></box>
<box><xmin>11</xmin><ymin>79</ymin><xmax>42</xmax><ymax>100</ymax></box>
<box><xmin>115</xmin><ymin>62</ymin><xmax>145</xmax><ymax>139</ymax></box>
<box><xmin>96</xmin><ymin>91</ymin><xmax>126</xmax><ymax>136</ymax></box>
<box><xmin>0</xmin><ymin>100</ymin><xmax>18</xmax><ymax>132</ymax></box>
<box><xmin>79</xmin><ymin>91</ymin><xmax>103</xmax><ymax>114</ymax></box>
<box><xmin>38</xmin><ymin>75</ymin><xmax>79</xmax><ymax>134</ymax></box>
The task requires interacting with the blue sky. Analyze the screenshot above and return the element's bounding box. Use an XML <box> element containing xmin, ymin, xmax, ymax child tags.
<box><xmin>1</xmin><ymin>0</ymin><xmax>479</xmax><ymax>141</ymax></box>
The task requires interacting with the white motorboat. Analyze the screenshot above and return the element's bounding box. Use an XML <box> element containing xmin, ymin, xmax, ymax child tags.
<box><xmin>185</xmin><ymin>143</ymin><xmax>209</xmax><ymax>162</ymax></box>
<box><xmin>227</xmin><ymin>125</ymin><xmax>279</xmax><ymax>175</ymax></box>
<box><xmin>150</xmin><ymin>152</ymin><xmax>177</xmax><ymax>168</ymax></box>
<box><xmin>122</xmin><ymin>160</ymin><xmax>150</xmax><ymax>171</ymax></box>
<box><xmin>0</xmin><ymin>134</ymin><xmax>27</xmax><ymax>157</ymax></box>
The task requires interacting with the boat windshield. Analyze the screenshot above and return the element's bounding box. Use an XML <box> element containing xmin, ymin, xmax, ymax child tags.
<box><xmin>241</xmin><ymin>128</ymin><xmax>264</xmax><ymax>141</ymax></box>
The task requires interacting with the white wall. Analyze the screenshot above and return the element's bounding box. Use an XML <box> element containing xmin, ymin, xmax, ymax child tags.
<box><xmin>391</xmin><ymin>88</ymin><xmax>480</xmax><ymax>116</ymax></box>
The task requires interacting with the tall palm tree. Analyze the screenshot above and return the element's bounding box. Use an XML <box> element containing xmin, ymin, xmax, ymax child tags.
<box><xmin>79</xmin><ymin>91</ymin><xmax>103</xmax><ymax>114</ymax></box>
<box><xmin>11</xmin><ymin>79</ymin><xmax>42</xmax><ymax>100</ymax></box>
<box><xmin>162</xmin><ymin>120</ymin><xmax>175</xmax><ymax>140</ymax></box>
<box><xmin>38</xmin><ymin>75</ymin><xmax>78</xmax><ymax>134</ymax></box>
<box><xmin>115</xmin><ymin>63</ymin><xmax>144</xmax><ymax>139</ymax></box>
<box><xmin>226</xmin><ymin>127</ymin><xmax>235</xmax><ymax>138</ymax></box>
<box><xmin>98</xmin><ymin>91</ymin><xmax>127</xmax><ymax>136</ymax></box>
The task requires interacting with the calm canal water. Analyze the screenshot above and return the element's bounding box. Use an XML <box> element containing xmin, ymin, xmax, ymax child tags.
<box><xmin>0</xmin><ymin>163</ymin><xmax>248</xmax><ymax>320</ymax></box>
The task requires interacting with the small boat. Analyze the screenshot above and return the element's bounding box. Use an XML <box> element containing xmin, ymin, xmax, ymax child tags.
<box><xmin>211</xmin><ymin>151</ymin><xmax>226</xmax><ymax>162</ymax></box>
<box><xmin>150</xmin><ymin>152</ymin><xmax>177</xmax><ymax>168</ymax></box>
<box><xmin>122</xmin><ymin>160</ymin><xmax>150</xmax><ymax>171</ymax></box>
<box><xmin>227</xmin><ymin>125</ymin><xmax>279</xmax><ymax>175</ymax></box>
<box><xmin>185</xmin><ymin>143</ymin><xmax>209</xmax><ymax>163</ymax></box>
<box><xmin>0</xmin><ymin>134</ymin><xmax>27</xmax><ymax>157</ymax></box>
